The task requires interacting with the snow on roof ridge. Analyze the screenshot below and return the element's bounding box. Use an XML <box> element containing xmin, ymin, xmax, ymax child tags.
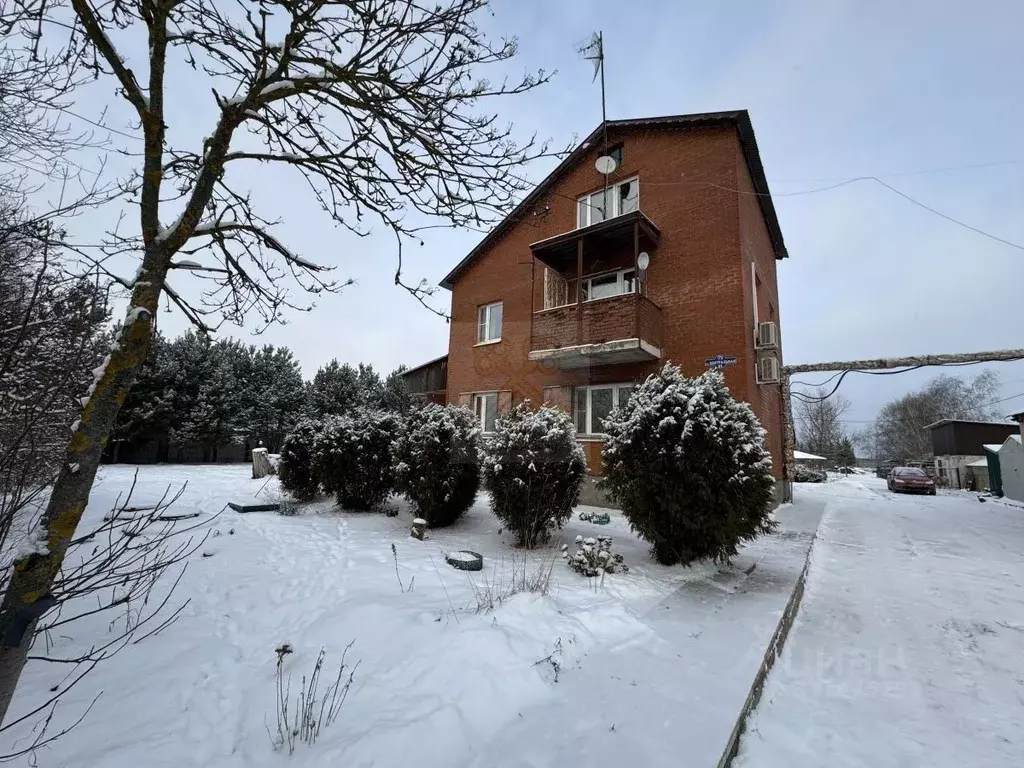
<box><xmin>794</xmin><ymin>450</ymin><xmax>826</xmax><ymax>460</ymax></box>
<box><xmin>924</xmin><ymin>418</ymin><xmax>1020</xmax><ymax>429</ymax></box>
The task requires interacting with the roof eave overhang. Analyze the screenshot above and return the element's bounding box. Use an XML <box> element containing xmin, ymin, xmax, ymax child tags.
<box><xmin>440</xmin><ymin>110</ymin><xmax>788</xmax><ymax>290</ymax></box>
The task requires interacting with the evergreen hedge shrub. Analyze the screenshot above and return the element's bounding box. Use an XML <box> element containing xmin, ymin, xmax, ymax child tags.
<box><xmin>277</xmin><ymin>419</ymin><xmax>322</xmax><ymax>501</ymax></box>
<box><xmin>394</xmin><ymin>404</ymin><xmax>481</xmax><ymax>527</ymax></box>
<box><xmin>602</xmin><ymin>365</ymin><xmax>776</xmax><ymax>565</ymax></box>
<box><xmin>482</xmin><ymin>402</ymin><xmax>587</xmax><ymax>548</ymax></box>
<box><xmin>313</xmin><ymin>408</ymin><xmax>402</xmax><ymax>510</ymax></box>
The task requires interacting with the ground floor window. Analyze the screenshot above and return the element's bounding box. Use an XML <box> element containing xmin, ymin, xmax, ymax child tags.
<box><xmin>473</xmin><ymin>392</ymin><xmax>498</xmax><ymax>433</ymax></box>
<box><xmin>573</xmin><ymin>383</ymin><xmax>635</xmax><ymax>435</ymax></box>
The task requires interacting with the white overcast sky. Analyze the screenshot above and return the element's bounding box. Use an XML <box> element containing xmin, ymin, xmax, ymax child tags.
<box><xmin>46</xmin><ymin>0</ymin><xmax>1024</xmax><ymax>430</ymax></box>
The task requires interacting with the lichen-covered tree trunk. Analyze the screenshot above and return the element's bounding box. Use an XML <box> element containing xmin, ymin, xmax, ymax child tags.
<box><xmin>0</xmin><ymin>250</ymin><xmax>167</xmax><ymax>722</ymax></box>
<box><xmin>780</xmin><ymin>374</ymin><xmax>795</xmax><ymax>502</ymax></box>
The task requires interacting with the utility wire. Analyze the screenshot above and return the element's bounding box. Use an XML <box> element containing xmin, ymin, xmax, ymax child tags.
<box><xmin>807</xmin><ymin>389</ymin><xmax>1024</xmax><ymax>426</ymax></box>
<box><xmin>771</xmin><ymin>158</ymin><xmax>1024</xmax><ymax>183</ymax></box>
<box><xmin>873</xmin><ymin>177</ymin><xmax>1024</xmax><ymax>252</ymax></box>
<box><xmin>50</xmin><ymin>103</ymin><xmax>1024</xmax><ymax>253</ymax></box>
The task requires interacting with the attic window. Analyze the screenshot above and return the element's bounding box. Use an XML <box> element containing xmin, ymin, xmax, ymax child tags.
<box><xmin>576</xmin><ymin>177</ymin><xmax>638</xmax><ymax>227</ymax></box>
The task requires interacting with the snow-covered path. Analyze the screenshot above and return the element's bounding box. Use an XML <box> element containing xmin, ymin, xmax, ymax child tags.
<box><xmin>737</xmin><ymin>476</ymin><xmax>1024</xmax><ymax>767</ymax></box>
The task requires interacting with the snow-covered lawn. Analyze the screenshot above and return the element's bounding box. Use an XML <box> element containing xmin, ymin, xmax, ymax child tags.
<box><xmin>737</xmin><ymin>475</ymin><xmax>1024</xmax><ymax>767</ymax></box>
<box><xmin>6</xmin><ymin>465</ymin><xmax>819</xmax><ymax>768</ymax></box>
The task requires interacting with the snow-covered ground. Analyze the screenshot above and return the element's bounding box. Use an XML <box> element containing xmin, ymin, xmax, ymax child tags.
<box><xmin>737</xmin><ymin>475</ymin><xmax>1024</xmax><ymax>767</ymax></box>
<box><xmin>5</xmin><ymin>465</ymin><xmax>819</xmax><ymax>768</ymax></box>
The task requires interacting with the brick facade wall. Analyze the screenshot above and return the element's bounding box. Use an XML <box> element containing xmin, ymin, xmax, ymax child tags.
<box><xmin>636</xmin><ymin>295</ymin><xmax>663</xmax><ymax>350</ymax></box>
<box><xmin>446</xmin><ymin>123</ymin><xmax>785</xmax><ymax>479</ymax></box>
<box><xmin>735</xmin><ymin>142</ymin><xmax>785</xmax><ymax>479</ymax></box>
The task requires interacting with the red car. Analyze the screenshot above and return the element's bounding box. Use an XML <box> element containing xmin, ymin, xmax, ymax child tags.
<box><xmin>887</xmin><ymin>467</ymin><xmax>937</xmax><ymax>495</ymax></box>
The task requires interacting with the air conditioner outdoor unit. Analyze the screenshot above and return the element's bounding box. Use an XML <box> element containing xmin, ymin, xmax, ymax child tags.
<box><xmin>758</xmin><ymin>355</ymin><xmax>780</xmax><ymax>385</ymax></box>
<box><xmin>756</xmin><ymin>321</ymin><xmax>779</xmax><ymax>350</ymax></box>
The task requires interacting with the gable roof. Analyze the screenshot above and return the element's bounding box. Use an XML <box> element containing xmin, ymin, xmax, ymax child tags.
<box><xmin>440</xmin><ymin>110</ymin><xmax>787</xmax><ymax>290</ymax></box>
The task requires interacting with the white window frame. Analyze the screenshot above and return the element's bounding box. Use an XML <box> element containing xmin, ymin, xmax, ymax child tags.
<box><xmin>576</xmin><ymin>177</ymin><xmax>639</xmax><ymax>228</ymax></box>
<box><xmin>473</xmin><ymin>392</ymin><xmax>498</xmax><ymax>433</ymax></box>
<box><xmin>583</xmin><ymin>268</ymin><xmax>636</xmax><ymax>302</ymax></box>
<box><xmin>574</xmin><ymin>383</ymin><xmax>635</xmax><ymax>436</ymax></box>
<box><xmin>477</xmin><ymin>301</ymin><xmax>502</xmax><ymax>344</ymax></box>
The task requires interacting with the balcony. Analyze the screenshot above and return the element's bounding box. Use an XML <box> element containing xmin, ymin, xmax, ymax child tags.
<box><xmin>528</xmin><ymin>208</ymin><xmax>663</xmax><ymax>369</ymax></box>
<box><xmin>529</xmin><ymin>291</ymin><xmax>663</xmax><ymax>369</ymax></box>
<box><xmin>529</xmin><ymin>209</ymin><xmax>660</xmax><ymax>273</ymax></box>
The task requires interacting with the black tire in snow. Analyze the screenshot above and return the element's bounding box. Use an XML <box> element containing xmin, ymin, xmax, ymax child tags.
<box><xmin>445</xmin><ymin>551</ymin><xmax>483</xmax><ymax>571</ymax></box>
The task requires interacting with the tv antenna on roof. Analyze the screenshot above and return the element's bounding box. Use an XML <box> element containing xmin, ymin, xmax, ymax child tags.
<box><xmin>580</xmin><ymin>32</ymin><xmax>615</xmax><ymax>190</ymax></box>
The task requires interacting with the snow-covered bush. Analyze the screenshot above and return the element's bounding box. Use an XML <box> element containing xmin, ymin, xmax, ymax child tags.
<box><xmin>601</xmin><ymin>365</ymin><xmax>776</xmax><ymax>565</ymax></box>
<box><xmin>313</xmin><ymin>409</ymin><xmax>402</xmax><ymax>510</ymax></box>
<box><xmin>393</xmin><ymin>404</ymin><xmax>481</xmax><ymax>527</ymax></box>
<box><xmin>563</xmin><ymin>534</ymin><xmax>628</xmax><ymax>577</ymax></box>
<box><xmin>578</xmin><ymin>509</ymin><xmax>610</xmax><ymax>524</ymax></box>
<box><xmin>482</xmin><ymin>402</ymin><xmax>587</xmax><ymax>548</ymax></box>
<box><xmin>794</xmin><ymin>464</ymin><xmax>827</xmax><ymax>483</ymax></box>
<box><xmin>277</xmin><ymin>420</ymin><xmax>322</xmax><ymax>501</ymax></box>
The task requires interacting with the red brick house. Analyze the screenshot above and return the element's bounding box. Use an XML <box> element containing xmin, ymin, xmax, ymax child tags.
<box><xmin>411</xmin><ymin>110</ymin><xmax>789</xmax><ymax>501</ymax></box>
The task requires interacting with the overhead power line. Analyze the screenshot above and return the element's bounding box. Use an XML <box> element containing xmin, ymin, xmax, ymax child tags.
<box><xmin>661</xmin><ymin>174</ymin><xmax>1024</xmax><ymax>252</ymax></box>
<box><xmin>50</xmin><ymin>103</ymin><xmax>1024</xmax><ymax>253</ymax></box>
<box><xmin>834</xmin><ymin>389</ymin><xmax>1024</xmax><ymax>425</ymax></box>
<box><xmin>873</xmin><ymin>177</ymin><xmax>1024</xmax><ymax>252</ymax></box>
<box><xmin>770</xmin><ymin>157</ymin><xmax>1024</xmax><ymax>183</ymax></box>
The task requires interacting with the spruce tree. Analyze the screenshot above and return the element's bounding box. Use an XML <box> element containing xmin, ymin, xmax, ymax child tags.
<box><xmin>111</xmin><ymin>332</ymin><xmax>175</xmax><ymax>460</ymax></box>
<box><xmin>836</xmin><ymin>436</ymin><xmax>856</xmax><ymax>471</ymax></box>
<box><xmin>309</xmin><ymin>360</ymin><xmax>363</xmax><ymax>417</ymax></box>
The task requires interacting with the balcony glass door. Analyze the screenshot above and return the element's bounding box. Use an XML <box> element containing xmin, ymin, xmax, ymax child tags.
<box><xmin>576</xmin><ymin>178</ymin><xmax>639</xmax><ymax>228</ymax></box>
<box><xmin>581</xmin><ymin>269</ymin><xmax>636</xmax><ymax>301</ymax></box>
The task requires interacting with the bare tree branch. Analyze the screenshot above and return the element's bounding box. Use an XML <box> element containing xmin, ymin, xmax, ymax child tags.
<box><xmin>0</xmin><ymin>0</ymin><xmax>563</xmax><ymax>727</ymax></box>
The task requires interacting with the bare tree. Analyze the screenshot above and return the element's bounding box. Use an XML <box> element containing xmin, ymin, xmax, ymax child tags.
<box><xmin>793</xmin><ymin>387</ymin><xmax>851</xmax><ymax>462</ymax></box>
<box><xmin>0</xmin><ymin>198</ymin><xmax>212</xmax><ymax>757</ymax></box>
<box><xmin>867</xmin><ymin>371</ymin><xmax>1001</xmax><ymax>461</ymax></box>
<box><xmin>0</xmin><ymin>478</ymin><xmax>211</xmax><ymax>761</ymax></box>
<box><xmin>0</xmin><ymin>201</ymin><xmax>109</xmax><ymax>551</ymax></box>
<box><xmin>0</xmin><ymin>44</ymin><xmax>96</xmax><ymax>196</ymax></box>
<box><xmin>0</xmin><ymin>0</ymin><xmax>561</xmax><ymax>720</ymax></box>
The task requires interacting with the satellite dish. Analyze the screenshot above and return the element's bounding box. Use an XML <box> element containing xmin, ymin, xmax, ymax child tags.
<box><xmin>595</xmin><ymin>155</ymin><xmax>618</xmax><ymax>175</ymax></box>
<box><xmin>637</xmin><ymin>252</ymin><xmax>650</xmax><ymax>271</ymax></box>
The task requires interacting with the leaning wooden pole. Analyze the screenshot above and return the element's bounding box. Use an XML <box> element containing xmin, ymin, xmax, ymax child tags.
<box><xmin>780</xmin><ymin>374</ymin><xmax>795</xmax><ymax>502</ymax></box>
<box><xmin>779</xmin><ymin>346</ymin><xmax>1024</xmax><ymax>500</ymax></box>
<box><xmin>784</xmin><ymin>348</ymin><xmax>1024</xmax><ymax>376</ymax></box>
